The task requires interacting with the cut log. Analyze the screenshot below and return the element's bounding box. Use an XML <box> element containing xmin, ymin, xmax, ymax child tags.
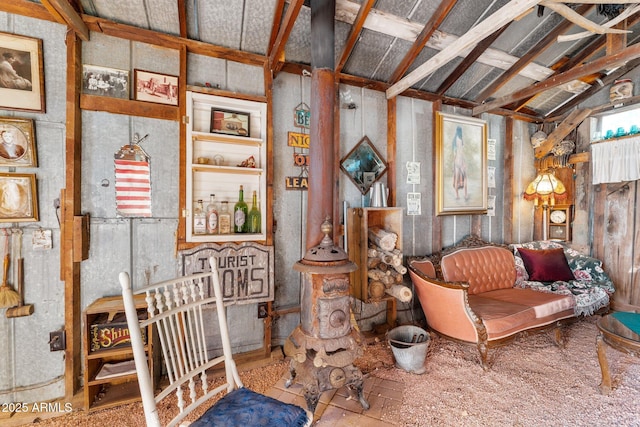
<box><xmin>385</xmin><ymin>284</ymin><xmax>413</xmax><ymax>302</ymax></box>
<box><xmin>367</xmin><ymin>257</ymin><xmax>381</xmax><ymax>269</ymax></box>
<box><xmin>368</xmin><ymin>281</ymin><xmax>385</xmax><ymax>299</ymax></box>
<box><xmin>393</xmin><ymin>264</ymin><xmax>407</xmax><ymax>275</ymax></box>
<box><xmin>368</xmin><ymin>227</ymin><xmax>397</xmax><ymax>252</ymax></box>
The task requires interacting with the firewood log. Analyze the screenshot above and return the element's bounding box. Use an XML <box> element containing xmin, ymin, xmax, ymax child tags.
<box><xmin>367</xmin><ymin>257</ymin><xmax>381</xmax><ymax>269</ymax></box>
<box><xmin>368</xmin><ymin>280</ymin><xmax>385</xmax><ymax>299</ymax></box>
<box><xmin>385</xmin><ymin>284</ymin><xmax>413</xmax><ymax>302</ymax></box>
<box><xmin>368</xmin><ymin>227</ymin><xmax>397</xmax><ymax>252</ymax></box>
<box><xmin>392</xmin><ymin>264</ymin><xmax>407</xmax><ymax>275</ymax></box>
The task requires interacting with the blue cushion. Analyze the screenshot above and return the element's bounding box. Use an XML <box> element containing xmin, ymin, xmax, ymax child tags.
<box><xmin>190</xmin><ymin>387</ymin><xmax>309</xmax><ymax>427</ymax></box>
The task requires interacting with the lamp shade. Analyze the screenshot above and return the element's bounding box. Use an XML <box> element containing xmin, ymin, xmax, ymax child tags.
<box><xmin>523</xmin><ymin>172</ymin><xmax>567</xmax><ymax>206</ymax></box>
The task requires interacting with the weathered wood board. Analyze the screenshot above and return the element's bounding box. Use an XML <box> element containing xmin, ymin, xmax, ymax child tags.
<box><xmin>595</xmin><ymin>181</ymin><xmax>640</xmax><ymax>311</ymax></box>
<box><xmin>179</xmin><ymin>242</ymin><xmax>274</xmax><ymax>305</ymax></box>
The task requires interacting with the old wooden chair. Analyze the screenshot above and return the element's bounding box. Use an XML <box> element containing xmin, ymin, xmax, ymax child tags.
<box><xmin>120</xmin><ymin>256</ymin><xmax>312</xmax><ymax>427</ymax></box>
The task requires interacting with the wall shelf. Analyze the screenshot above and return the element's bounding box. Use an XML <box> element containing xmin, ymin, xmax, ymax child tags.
<box><xmin>184</xmin><ymin>91</ymin><xmax>267</xmax><ymax>242</ymax></box>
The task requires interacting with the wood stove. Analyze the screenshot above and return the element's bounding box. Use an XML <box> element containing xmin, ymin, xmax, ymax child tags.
<box><xmin>284</xmin><ymin>219</ymin><xmax>369</xmax><ymax>413</ymax></box>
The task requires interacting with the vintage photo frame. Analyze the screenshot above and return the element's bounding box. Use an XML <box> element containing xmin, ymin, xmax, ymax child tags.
<box><xmin>0</xmin><ymin>117</ymin><xmax>37</xmax><ymax>167</ymax></box>
<box><xmin>340</xmin><ymin>136</ymin><xmax>387</xmax><ymax>195</ymax></box>
<box><xmin>134</xmin><ymin>69</ymin><xmax>178</xmax><ymax>105</ymax></box>
<box><xmin>82</xmin><ymin>64</ymin><xmax>129</xmax><ymax>99</ymax></box>
<box><xmin>0</xmin><ymin>173</ymin><xmax>38</xmax><ymax>222</ymax></box>
<box><xmin>0</xmin><ymin>31</ymin><xmax>45</xmax><ymax>112</ymax></box>
<box><xmin>436</xmin><ymin>112</ymin><xmax>487</xmax><ymax>215</ymax></box>
<box><xmin>210</xmin><ymin>108</ymin><xmax>250</xmax><ymax>137</ymax></box>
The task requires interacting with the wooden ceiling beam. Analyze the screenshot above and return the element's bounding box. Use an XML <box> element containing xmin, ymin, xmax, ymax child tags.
<box><xmin>41</xmin><ymin>0</ymin><xmax>89</xmax><ymax>41</ymax></box>
<box><xmin>178</xmin><ymin>0</ymin><xmax>187</xmax><ymax>39</ymax></box>
<box><xmin>336</xmin><ymin>0</ymin><xmax>375</xmax><ymax>74</ymax></box>
<box><xmin>436</xmin><ymin>23</ymin><xmax>510</xmax><ymax>95</ymax></box>
<box><xmin>82</xmin><ymin>16</ymin><xmax>265</xmax><ymax>66</ymax></box>
<box><xmin>0</xmin><ymin>0</ymin><xmax>54</xmax><ymax>21</ymax></box>
<box><xmin>336</xmin><ymin>0</ymin><xmax>556</xmax><ymax>82</ymax></box>
<box><xmin>534</xmin><ymin>107</ymin><xmax>592</xmax><ymax>158</ymax></box>
<box><xmin>511</xmin><ymin>36</ymin><xmax>606</xmax><ymax>112</ymax></box>
<box><xmin>268</xmin><ymin>0</ymin><xmax>287</xmax><ymax>53</ymax></box>
<box><xmin>267</xmin><ymin>0</ymin><xmax>304</xmax><ymax>77</ymax></box>
<box><xmin>473</xmin><ymin>42</ymin><xmax>640</xmax><ymax>115</ymax></box>
<box><xmin>386</xmin><ymin>0</ymin><xmax>540</xmax><ymax>99</ymax></box>
<box><xmin>547</xmin><ymin>56</ymin><xmax>640</xmax><ymax>119</ymax></box>
<box><xmin>475</xmin><ymin>4</ymin><xmax>592</xmax><ymax>103</ymax></box>
<box><xmin>389</xmin><ymin>0</ymin><xmax>457</xmax><ymax>85</ymax></box>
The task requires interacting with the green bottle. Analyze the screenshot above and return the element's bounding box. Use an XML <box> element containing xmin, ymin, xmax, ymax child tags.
<box><xmin>233</xmin><ymin>185</ymin><xmax>248</xmax><ymax>233</ymax></box>
<box><xmin>247</xmin><ymin>190</ymin><xmax>261</xmax><ymax>233</ymax></box>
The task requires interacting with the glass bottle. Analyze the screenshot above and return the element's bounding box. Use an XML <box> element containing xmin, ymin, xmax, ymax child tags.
<box><xmin>205</xmin><ymin>194</ymin><xmax>218</xmax><ymax>234</ymax></box>
<box><xmin>218</xmin><ymin>201</ymin><xmax>231</xmax><ymax>234</ymax></box>
<box><xmin>233</xmin><ymin>185</ymin><xmax>248</xmax><ymax>233</ymax></box>
<box><xmin>193</xmin><ymin>199</ymin><xmax>206</xmax><ymax>235</ymax></box>
<box><xmin>247</xmin><ymin>190</ymin><xmax>261</xmax><ymax>234</ymax></box>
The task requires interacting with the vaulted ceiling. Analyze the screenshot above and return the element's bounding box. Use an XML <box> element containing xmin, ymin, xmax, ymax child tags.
<box><xmin>5</xmin><ymin>0</ymin><xmax>640</xmax><ymax>123</ymax></box>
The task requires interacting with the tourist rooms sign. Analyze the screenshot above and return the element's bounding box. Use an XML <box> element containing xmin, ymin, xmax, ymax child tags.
<box><xmin>179</xmin><ymin>242</ymin><xmax>274</xmax><ymax>304</ymax></box>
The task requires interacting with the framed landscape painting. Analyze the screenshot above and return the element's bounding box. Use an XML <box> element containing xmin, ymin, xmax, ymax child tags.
<box><xmin>0</xmin><ymin>32</ymin><xmax>45</xmax><ymax>112</ymax></box>
<box><xmin>435</xmin><ymin>112</ymin><xmax>487</xmax><ymax>215</ymax></box>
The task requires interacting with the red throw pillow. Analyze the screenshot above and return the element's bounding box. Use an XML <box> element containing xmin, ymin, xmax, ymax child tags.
<box><xmin>517</xmin><ymin>247</ymin><xmax>575</xmax><ymax>282</ymax></box>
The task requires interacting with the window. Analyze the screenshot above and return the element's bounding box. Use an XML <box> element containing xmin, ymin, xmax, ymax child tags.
<box><xmin>595</xmin><ymin>107</ymin><xmax>640</xmax><ymax>140</ymax></box>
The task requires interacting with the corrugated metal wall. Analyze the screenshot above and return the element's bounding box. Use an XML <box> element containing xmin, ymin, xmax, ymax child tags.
<box><xmin>0</xmin><ymin>14</ymin><xmax>535</xmax><ymax>405</ymax></box>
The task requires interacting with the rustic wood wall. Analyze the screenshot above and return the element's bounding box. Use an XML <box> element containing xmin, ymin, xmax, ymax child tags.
<box><xmin>593</xmin><ymin>181</ymin><xmax>640</xmax><ymax>312</ymax></box>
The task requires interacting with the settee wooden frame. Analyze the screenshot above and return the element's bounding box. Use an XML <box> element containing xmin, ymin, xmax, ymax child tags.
<box><xmin>408</xmin><ymin>260</ymin><xmax>575</xmax><ymax>370</ymax></box>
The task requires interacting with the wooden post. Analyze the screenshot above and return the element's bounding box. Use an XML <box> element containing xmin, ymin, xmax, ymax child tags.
<box><xmin>432</xmin><ymin>101</ymin><xmax>442</xmax><ymax>252</ymax></box>
<box><xmin>387</xmin><ymin>97</ymin><xmax>397</xmax><ymax>207</ymax></box>
<box><xmin>62</xmin><ymin>31</ymin><xmax>83</xmax><ymax>399</ymax></box>
<box><xmin>503</xmin><ymin>117</ymin><xmax>514</xmax><ymax>243</ymax></box>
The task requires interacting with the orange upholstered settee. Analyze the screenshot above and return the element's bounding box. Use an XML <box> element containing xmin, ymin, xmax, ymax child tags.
<box><xmin>408</xmin><ymin>246</ymin><xmax>576</xmax><ymax>370</ymax></box>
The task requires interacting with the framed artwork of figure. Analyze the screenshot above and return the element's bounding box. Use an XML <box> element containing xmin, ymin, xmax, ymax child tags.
<box><xmin>0</xmin><ymin>173</ymin><xmax>38</xmax><ymax>222</ymax></box>
<box><xmin>0</xmin><ymin>32</ymin><xmax>45</xmax><ymax>112</ymax></box>
<box><xmin>0</xmin><ymin>117</ymin><xmax>37</xmax><ymax>167</ymax></box>
<box><xmin>436</xmin><ymin>112</ymin><xmax>487</xmax><ymax>215</ymax></box>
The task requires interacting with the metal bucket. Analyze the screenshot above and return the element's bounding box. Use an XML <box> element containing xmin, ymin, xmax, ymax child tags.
<box><xmin>387</xmin><ymin>325</ymin><xmax>429</xmax><ymax>374</ymax></box>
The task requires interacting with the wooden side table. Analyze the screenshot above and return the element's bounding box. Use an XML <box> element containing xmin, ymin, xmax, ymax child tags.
<box><xmin>596</xmin><ymin>312</ymin><xmax>640</xmax><ymax>394</ymax></box>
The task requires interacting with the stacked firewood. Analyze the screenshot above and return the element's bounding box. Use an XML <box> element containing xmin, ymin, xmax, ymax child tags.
<box><xmin>366</xmin><ymin>226</ymin><xmax>412</xmax><ymax>302</ymax></box>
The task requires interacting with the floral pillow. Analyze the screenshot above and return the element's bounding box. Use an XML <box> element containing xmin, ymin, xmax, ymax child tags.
<box><xmin>509</xmin><ymin>240</ymin><xmax>615</xmax><ymax>294</ymax></box>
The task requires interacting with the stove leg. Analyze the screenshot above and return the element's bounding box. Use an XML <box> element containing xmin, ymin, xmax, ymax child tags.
<box><xmin>285</xmin><ymin>361</ymin><xmax>297</xmax><ymax>388</ymax></box>
<box><xmin>303</xmin><ymin>383</ymin><xmax>321</xmax><ymax>414</ymax></box>
<box><xmin>347</xmin><ymin>381</ymin><xmax>369</xmax><ymax>410</ymax></box>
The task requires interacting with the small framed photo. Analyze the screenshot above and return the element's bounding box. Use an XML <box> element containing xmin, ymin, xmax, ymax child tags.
<box><xmin>210</xmin><ymin>109</ymin><xmax>250</xmax><ymax>137</ymax></box>
<box><xmin>0</xmin><ymin>31</ymin><xmax>45</xmax><ymax>112</ymax></box>
<box><xmin>0</xmin><ymin>173</ymin><xmax>38</xmax><ymax>222</ymax></box>
<box><xmin>82</xmin><ymin>64</ymin><xmax>129</xmax><ymax>99</ymax></box>
<box><xmin>134</xmin><ymin>69</ymin><xmax>178</xmax><ymax>105</ymax></box>
<box><xmin>0</xmin><ymin>117</ymin><xmax>37</xmax><ymax>167</ymax></box>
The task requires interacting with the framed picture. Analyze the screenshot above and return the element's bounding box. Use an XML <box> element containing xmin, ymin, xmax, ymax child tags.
<box><xmin>210</xmin><ymin>109</ymin><xmax>250</xmax><ymax>137</ymax></box>
<box><xmin>0</xmin><ymin>31</ymin><xmax>45</xmax><ymax>112</ymax></box>
<box><xmin>134</xmin><ymin>69</ymin><xmax>178</xmax><ymax>105</ymax></box>
<box><xmin>340</xmin><ymin>136</ymin><xmax>387</xmax><ymax>195</ymax></box>
<box><xmin>82</xmin><ymin>64</ymin><xmax>129</xmax><ymax>99</ymax></box>
<box><xmin>0</xmin><ymin>173</ymin><xmax>38</xmax><ymax>222</ymax></box>
<box><xmin>0</xmin><ymin>117</ymin><xmax>37</xmax><ymax>167</ymax></box>
<box><xmin>436</xmin><ymin>112</ymin><xmax>487</xmax><ymax>215</ymax></box>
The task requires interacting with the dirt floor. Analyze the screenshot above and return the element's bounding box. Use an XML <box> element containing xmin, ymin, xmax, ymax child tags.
<box><xmin>11</xmin><ymin>317</ymin><xmax>640</xmax><ymax>426</ymax></box>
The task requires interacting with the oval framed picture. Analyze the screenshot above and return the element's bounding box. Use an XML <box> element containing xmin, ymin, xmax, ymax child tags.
<box><xmin>0</xmin><ymin>117</ymin><xmax>37</xmax><ymax>167</ymax></box>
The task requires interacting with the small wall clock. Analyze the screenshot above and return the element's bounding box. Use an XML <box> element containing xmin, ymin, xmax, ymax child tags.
<box><xmin>547</xmin><ymin>206</ymin><xmax>571</xmax><ymax>242</ymax></box>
